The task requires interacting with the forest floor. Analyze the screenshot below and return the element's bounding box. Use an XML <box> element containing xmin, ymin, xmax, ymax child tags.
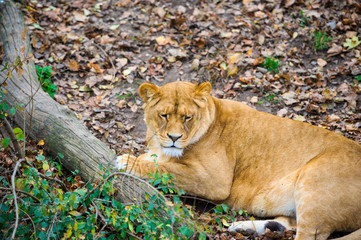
<box><xmin>20</xmin><ymin>0</ymin><xmax>361</xmax><ymax>239</ymax></box>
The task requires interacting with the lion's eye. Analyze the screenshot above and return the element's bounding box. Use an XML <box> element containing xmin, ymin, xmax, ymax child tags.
<box><xmin>160</xmin><ymin>114</ymin><xmax>168</xmax><ymax>120</ymax></box>
<box><xmin>184</xmin><ymin>116</ymin><xmax>192</xmax><ymax>122</ymax></box>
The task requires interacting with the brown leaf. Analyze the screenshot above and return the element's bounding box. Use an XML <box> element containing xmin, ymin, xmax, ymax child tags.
<box><xmin>327</xmin><ymin>44</ymin><xmax>342</xmax><ymax>56</ymax></box>
<box><xmin>253</xmin><ymin>57</ymin><xmax>263</xmax><ymax>66</ymax></box>
<box><xmin>325</xmin><ymin>114</ymin><xmax>340</xmax><ymax>123</ymax></box>
<box><xmin>227</xmin><ymin>65</ymin><xmax>238</xmax><ymax>77</ymax></box>
<box><xmin>20</xmin><ymin>45</ymin><xmax>25</xmax><ymax>55</ymax></box>
<box><xmin>153</xmin><ymin>7</ymin><xmax>166</xmax><ymax>18</ymax></box>
<box><xmin>73</xmin><ymin>11</ymin><xmax>87</xmax><ymax>22</ymax></box>
<box><xmin>284</xmin><ymin>0</ymin><xmax>296</xmax><ymax>8</ymax></box>
<box><xmin>317</xmin><ymin>58</ymin><xmax>327</xmax><ymax>67</ymax></box>
<box><xmin>193</xmin><ymin>38</ymin><xmax>206</xmax><ymax>49</ymax></box>
<box><xmin>69</xmin><ymin>60</ymin><xmax>79</xmax><ymax>71</ymax></box>
<box><xmin>22</xmin><ymin>28</ymin><xmax>26</xmax><ymax>41</ymax></box>
<box><xmin>227</xmin><ymin>53</ymin><xmax>242</xmax><ymax>65</ymax></box>
<box><xmin>99</xmin><ymin>35</ymin><xmax>114</xmax><ymax>44</ymax></box>
<box><xmin>156</xmin><ymin>36</ymin><xmax>177</xmax><ymax>46</ymax></box>
<box><xmin>32</xmin><ymin>36</ymin><xmax>36</xmax><ymax>48</ymax></box>
<box><xmin>89</xmin><ymin>62</ymin><xmax>104</xmax><ymax>74</ymax></box>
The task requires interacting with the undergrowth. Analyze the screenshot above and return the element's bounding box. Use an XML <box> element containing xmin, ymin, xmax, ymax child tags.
<box><xmin>0</xmin><ymin>152</ymin><xmax>238</xmax><ymax>239</ymax></box>
<box><xmin>313</xmin><ymin>31</ymin><xmax>332</xmax><ymax>51</ymax></box>
<box><xmin>35</xmin><ymin>65</ymin><xmax>57</xmax><ymax>98</ymax></box>
<box><xmin>262</xmin><ymin>56</ymin><xmax>281</xmax><ymax>74</ymax></box>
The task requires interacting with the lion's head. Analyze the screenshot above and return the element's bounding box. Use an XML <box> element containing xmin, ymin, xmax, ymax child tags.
<box><xmin>139</xmin><ymin>81</ymin><xmax>215</xmax><ymax>158</ymax></box>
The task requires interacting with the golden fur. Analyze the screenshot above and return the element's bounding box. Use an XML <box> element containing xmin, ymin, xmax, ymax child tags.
<box><xmin>117</xmin><ymin>81</ymin><xmax>361</xmax><ymax>240</ymax></box>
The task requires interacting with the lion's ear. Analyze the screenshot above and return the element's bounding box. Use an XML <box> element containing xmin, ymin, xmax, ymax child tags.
<box><xmin>139</xmin><ymin>83</ymin><xmax>159</xmax><ymax>103</ymax></box>
<box><xmin>194</xmin><ymin>82</ymin><xmax>211</xmax><ymax>107</ymax></box>
<box><xmin>195</xmin><ymin>82</ymin><xmax>212</xmax><ymax>97</ymax></box>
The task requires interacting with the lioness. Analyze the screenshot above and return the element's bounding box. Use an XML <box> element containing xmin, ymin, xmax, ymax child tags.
<box><xmin>117</xmin><ymin>81</ymin><xmax>361</xmax><ymax>240</ymax></box>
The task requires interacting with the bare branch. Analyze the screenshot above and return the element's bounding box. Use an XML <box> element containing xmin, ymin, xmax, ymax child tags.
<box><xmin>92</xmin><ymin>42</ymin><xmax>116</xmax><ymax>82</ymax></box>
<box><xmin>1</xmin><ymin>118</ymin><xmax>24</xmax><ymax>159</ymax></box>
<box><xmin>11</xmin><ymin>158</ymin><xmax>24</xmax><ymax>240</ymax></box>
<box><xmin>0</xmin><ymin>187</ymin><xmax>40</xmax><ymax>202</ymax></box>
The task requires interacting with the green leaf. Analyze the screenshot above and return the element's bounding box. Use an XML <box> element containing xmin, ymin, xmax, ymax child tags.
<box><xmin>1</xmin><ymin>138</ymin><xmax>10</xmax><ymax>148</ymax></box>
<box><xmin>43</xmin><ymin>161</ymin><xmax>49</xmax><ymax>170</ymax></box>
<box><xmin>343</xmin><ymin>36</ymin><xmax>360</xmax><ymax>49</ymax></box>
<box><xmin>79</xmin><ymin>85</ymin><xmax>92</xmax><ymax>92</ymax></box>
<box><xmin>58</xmin><ymin>153</ymin><xmax>64</xmax><ymax>159</ymax></box>
<box><xmin>198</xmin><ymin>232</ymin><xmax>207</xmax><ymax>240</ymax></box>
<box><xmin>36</xmin><ymin>154</ymin><xmax>45</xmax><ymax>161</ymax></box>
<box><xmin>13</xmin><ymin>128</ymin><xmax>23</xmax><ymax>135</ymax></box>
<box><xmin>69</xmin><ymin>211</ymin><xmax>81</xmax><ymax>217</ymax></box>
<box><xmin>33</xmin><ymin>23</ymin><xmax>44</xmax><ymax>30</ymax></box>
<box><xmin>10</xmin><ymin>108</ymin><xmax>16</xmax><ymax>115</ymax></box>
<box><xmin>221</xmin><ymin>203</ymin><xmax>229</xmax><ymax>213</ymax></box>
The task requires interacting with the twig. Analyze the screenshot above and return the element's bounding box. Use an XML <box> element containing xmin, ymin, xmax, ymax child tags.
<box><xmin>83</xmin><ymin>172</ymin><xmax>168</xmax><ymax>205</ymax></box>
<box><xmin>46</xmin><ymin>210</ymin><xmax>57</xmax><ymax>240</ymax></box>
<box><xmin>11</xmin><ymin>158</ymin><xmax>24</xmax><ymax>240</ymax></box>
<box><xmin>93</xmin><ymin>201</ymin><xmax>143</xmax><ymax>240</ymax></box>
<box><xmin>0</xmin><ymin>187</ymin><xmax>40</xmax><ymax>202</ymax></box>
<box><xmin>37</xmin><ymin>172</ymin><xmax>68</xmax><ymax>191</ymax></box>
<box><xmin>92</xmin><ymin>42</ymin><xmax>116</xmax><ymax>82</ymax></box>
<box><xmin>1</xmin><ymin>118</ymin><xmax>24</xmax><ymax>159</ymax></box>
<box><xmin>19</xmin><ymin>208</ymin><xmax>36</xmax><ymax>238</ymax></box>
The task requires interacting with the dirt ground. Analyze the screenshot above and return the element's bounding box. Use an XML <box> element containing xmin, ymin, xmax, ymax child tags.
<box><xmin>20</xmin><ymin>0</ymin><xmax>361</xmax><ymax>239</ymax></box>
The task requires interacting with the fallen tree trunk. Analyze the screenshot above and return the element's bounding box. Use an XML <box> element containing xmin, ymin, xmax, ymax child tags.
<box><xmin>0</xmin><ymin>0</ymin><xmax>155</xmax><ymax>203</ymax></box>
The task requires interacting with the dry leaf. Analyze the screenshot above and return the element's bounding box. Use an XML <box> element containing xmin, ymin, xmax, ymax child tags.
<box><xmin>32</xmin><ymin>36</ymin><xmax>36</xmax><ymax>48</ymax></box>
<box><xmin>69</xmin><ymin>60</ymin><xmax>79</xmax><ymax>71</ymax></box>
<box><xmin>317</xmin><ymin>58</ymin><xmax>327</xmax><ymax>67</ymax></box>
<box><xmin>327</xmin><ymin>44</ymin><xmax>342</xmax><ymax>56</ymax></box>
<box><xmin>22</xmin><ymin>28</ymin><xmax>26</xmax><ymax>41</ymax></box>
<box><xmin>153</xmin><ymin>7</ymin><xmax>166</xmax><ymax>18</ymax></box>
<box><xmin>191</xmin><ymin>59</ymin><xmax>199</xmax><ymax>71</ymax></box>
<box><xmin>156</xmin><ymin>36</ymin><xmax>174</xmax><ymax>46</ymax></box>
<box><xmin>253</xmin><ymin>57</ymin><xmax>263</xmax><ymax>66</ymax></box>
<box><xmin>284</xmin><ymin>0</ymin><xmax>296</xmax><ymax>8</ymax></box>
<box><xmin>73</xmin><ymin>11</ymin><xmax>87</xmax><ymax>22</ymax></box>
<box><xmin>325</xmin><ymin>114</ymin><xmax>340</xmax><ymax>123</ymax></box>
<box><xmin>227</xmin><ymin>53</ymin><xmax>242</xmax><ymax>65</ymax></box>
<box><xmin>89</xmin><ymin>62</ymin><xmax>104</xmax><ymax>74</ymax></box>
<box><xmin>194</xmin><ymin>38</ymin><xmax>206</xmax><ymax>49</ymax></box>
<box><xmin>100</xmin><ymin>35</ymin><xmax>114</xmax><ymax>44</ymax></box>
<box><xmin>227</xmin><ymin>65</ymin><xmax>238</xmax><ymax>77</ymax></box>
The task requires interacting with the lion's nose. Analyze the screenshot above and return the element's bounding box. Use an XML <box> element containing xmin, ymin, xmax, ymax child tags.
<box><xmin>167</xmin><ymin>133</ymin><xmax>182</xmax><ymax>142</ymax></box>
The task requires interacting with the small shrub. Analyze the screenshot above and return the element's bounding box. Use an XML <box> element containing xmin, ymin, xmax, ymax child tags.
<box><xmin>0</xmin><ymin>152</ymin><xmax>239</xmax><ymax>239</ymax></box>
<box><xmin>299</xmin><ymin>10</ymin><xmax>310</xmax><ymax>28</ymax></box>
<box><xmin>262</xmin><ymin>56</ymin><xmax>281</xmax><ymax>74</ymax></box>
<box><xmin>35</xmin><ymin>65</ymin><xmax>57</xmax><ymax>98</ymax></box>
<box><xmin>313</xmin><ymin>31</ymin><xmax>332</xmax><ymax>51</ymax></box>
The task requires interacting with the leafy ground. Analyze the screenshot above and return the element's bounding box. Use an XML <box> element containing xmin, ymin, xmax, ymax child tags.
<box><xmin>14</xmin><ymin>0</ymin><xmax>361</xmax><ymax>239</ymax></box>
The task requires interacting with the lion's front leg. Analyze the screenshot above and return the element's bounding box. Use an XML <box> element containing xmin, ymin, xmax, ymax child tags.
<box><xmin>115</xmin><ymin>153</ymin><xmax>151</xmax><ymax>177</ymax></box>
<box><xmin>116</xmin><ymin>154</ymin><xmax>231</xmax><ymax>201</ymax></box>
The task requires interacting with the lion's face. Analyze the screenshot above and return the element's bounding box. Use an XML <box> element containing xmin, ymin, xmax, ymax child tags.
<box><xmin>139</xmin><ymin>82</ymin><xmax>214</xmax><ymax>158</ymax></box>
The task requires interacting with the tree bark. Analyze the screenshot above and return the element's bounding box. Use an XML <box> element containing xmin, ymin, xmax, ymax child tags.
<box><xmin>0</xmin><ymin>0</ymin><xmax>155</xmax><ymax>203</ymax></box>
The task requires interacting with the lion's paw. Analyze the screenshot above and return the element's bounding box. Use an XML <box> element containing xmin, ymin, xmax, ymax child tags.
<box><xmin>228</xmin><ymin>220</ymin><xmax>287</xmax><ymax>236</ymax></box>
<box><xmin>115</xmin><ymin>154</ymin><xmax>137</xmax><ymax>170</ymax></box>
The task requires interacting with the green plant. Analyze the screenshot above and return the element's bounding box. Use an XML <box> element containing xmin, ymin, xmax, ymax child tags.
<box><xmin>0</xmin><ymin>151</ymin><xmax>239</xmax><ymax>239</ymax></box>
<box><xmin>299</xmin><ymin>10</ymin><xmax>310</xmax><ymax>28</ymax></box>
<box><xmin>35</xmin><ymin>65</ymin><xmax>57</xmax><ymax>98</ymax></box>
<box><xmin>313</xmin><ymin>31</ymin><xmax>332</xmax><ymax>51</ymax></box>
<box><xmin>257</xmin><ymin>92</ymin><xmax>280</xmax><ymax>105</ymax></box>
<box><xmin>262</xmin><ymin>56</ymin><xmax>281</xmax><ymax>74</ymax></box>
<box><xmin>117</xmin><ymin>92</ymin><xmax>137</xmax><ymax>102</ymax></box>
